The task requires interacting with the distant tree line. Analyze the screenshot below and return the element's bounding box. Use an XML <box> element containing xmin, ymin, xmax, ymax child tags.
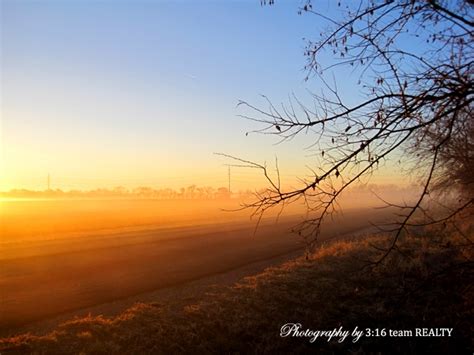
<box><xmin>0</xmin><ymin>183</ymin><xmax>420</xmax><ymax>201</ymax></box>
<box><xmin>0</xmin><ymin>185</ymin><xmax>240</xmax><ymax>200</ymax></box>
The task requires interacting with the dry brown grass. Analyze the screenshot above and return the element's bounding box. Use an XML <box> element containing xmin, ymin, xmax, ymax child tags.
<box><xmin>1</xmin><ymin>230</ymin><xmax>472</xmax><ymax>354</ymax></box>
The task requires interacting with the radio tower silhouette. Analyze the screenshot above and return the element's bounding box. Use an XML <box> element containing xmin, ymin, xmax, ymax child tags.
<box><xmin>228</xmin><ymin>166</ymin><xmax>231</xmax><ymax>194</ymax></box>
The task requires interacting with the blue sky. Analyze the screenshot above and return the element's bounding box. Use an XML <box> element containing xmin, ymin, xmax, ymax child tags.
<box><xmin>1</xmin><ymin>0</ymin><xmax>391</xmax><ymax>190</ymax></box>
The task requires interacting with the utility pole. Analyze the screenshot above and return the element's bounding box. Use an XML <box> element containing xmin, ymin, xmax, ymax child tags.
<box><xmin>228</xmin><ymin>166</ymin><xmax>231</xmax><ymax>194</ymax></box>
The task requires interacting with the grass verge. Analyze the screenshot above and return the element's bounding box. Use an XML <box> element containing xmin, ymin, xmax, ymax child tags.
<box><xmin>1</xmin><ymin>231</ymin><xmax>472</xmax><ymax>354</ymax></box>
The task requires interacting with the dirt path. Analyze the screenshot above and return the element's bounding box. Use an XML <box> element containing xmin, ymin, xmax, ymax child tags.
<box><xmin>0</xmin><ymin>208</ymin><xmax>392</xmax><ymax>336</ymax></box>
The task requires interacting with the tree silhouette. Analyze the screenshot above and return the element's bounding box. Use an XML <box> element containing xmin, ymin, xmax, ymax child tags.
<box><xmin>230</xmin><ymin>0</ymin><xmax>473</xmax><ymax>262</ymax></box>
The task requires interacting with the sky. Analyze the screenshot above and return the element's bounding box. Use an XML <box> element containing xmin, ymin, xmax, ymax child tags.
<box><xmin>1</xmin><ymin>0</ymin><xmax>402</xmax><ymax>191</ymax></box>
